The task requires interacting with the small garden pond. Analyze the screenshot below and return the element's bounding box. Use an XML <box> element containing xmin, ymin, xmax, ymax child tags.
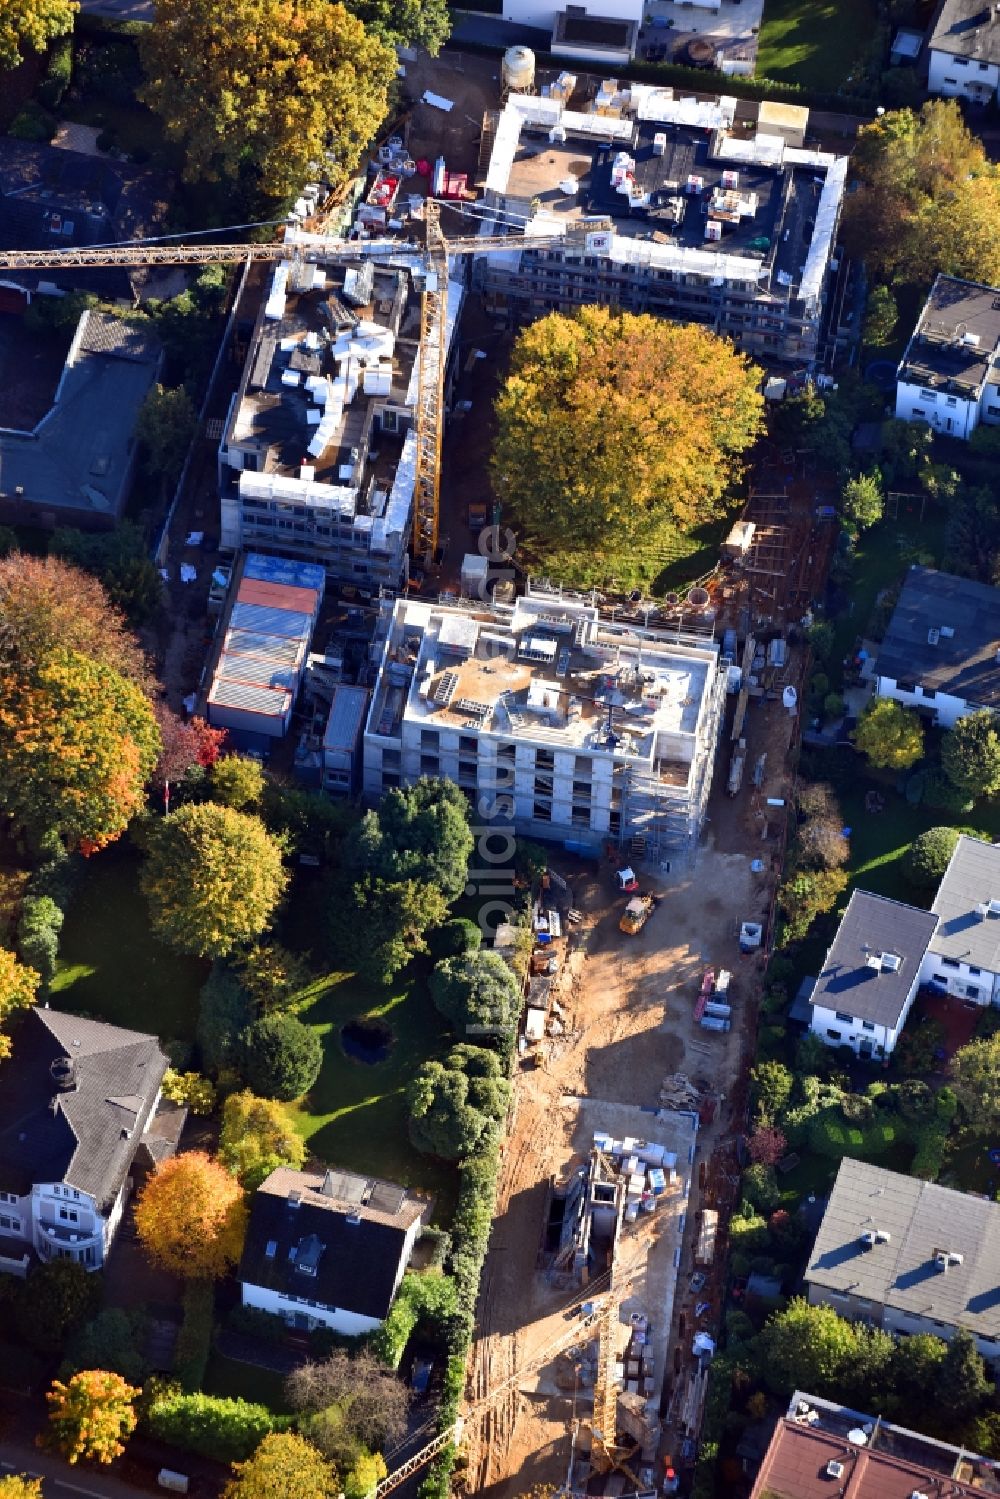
<box><xmin>340</xmin><ymin>1018</ymin><xmax>394</xmax><ymax>1065</ymax></box>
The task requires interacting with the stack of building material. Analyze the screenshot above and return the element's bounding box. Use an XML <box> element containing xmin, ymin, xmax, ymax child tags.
<box><xmin>659</xmin><ymin>1073</ymin><xmax>701</xmax><ymax>1110</ymax></box>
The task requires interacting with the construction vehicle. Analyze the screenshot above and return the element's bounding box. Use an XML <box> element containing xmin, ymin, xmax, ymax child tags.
<box><xmin>620</xmin><ymin>893</ymin><xmax>658</xmax><ymax>935</ymax></box>
<box><xmin>0</xmin><ymin>206</ymin><xmax>570</xmax><ymax>568</ymax></box>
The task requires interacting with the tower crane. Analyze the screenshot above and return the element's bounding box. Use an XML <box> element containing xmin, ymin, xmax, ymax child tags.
<box><xmin>0</xmin><ymin>209</ymin><xmax>581</xmax><ymax>564</ymax></box>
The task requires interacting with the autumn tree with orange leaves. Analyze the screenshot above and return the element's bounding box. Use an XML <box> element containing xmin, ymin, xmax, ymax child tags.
<box><xmin>0</xmin><ymin>647</ymin><xmax>160</xmax><ymax>850</ymax></box>
<box><xmin>45</xmin><ymin>1369</ymin><xmax>138</xmax><ymax>1465</ymax></box>
<box><xmin>492</xmin><ymin>306</ymin><xmax>763</xmax><ymax>560</ymax></box>
<box><xmin>0</xmin><ymin>947</ymin><xmax>40</xmax><ymax>1058</ymax></box>
<box><xmin>0</xmin><ymin>554</ymin><xmax>148</xmax><ymax>686</ymax></box>
<box><xmin>135</xmin><ymin>1152</ymin><xmax>248</xmax><ymax>1279</ymax></box>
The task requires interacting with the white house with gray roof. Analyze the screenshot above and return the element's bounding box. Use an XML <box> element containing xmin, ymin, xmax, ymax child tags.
<box><xmin>808</xmin><ymin>891</ymin><xmax>938</xmax><ymax>1059</ymax></box>
<box><xmin>928</xmin><ymin>0</ymin><xmax>1000</xmax><ymax>104</ymax></box>
<box><xmin>921</xmin><ymin>834</ymin><xmax>1000</xmax><ymax>1005</ymax></box>
<box><xmin>895</xmin><ymin>275</ymin><xmax>1000</xmax><ymax>443</ymax></box>
<box><xmin>805</xmin><ymin>1159</ymin><xmax>1000</xmax><ymax>1364</ymax></box>
<box><xmin>873</xmin><ymin>566</ymin><xmax>1000</xmax><ymax>728</ymax></box>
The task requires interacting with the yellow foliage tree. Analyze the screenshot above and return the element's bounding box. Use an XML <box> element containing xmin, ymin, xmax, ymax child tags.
<box><xmin>0</xmin><ymin>946</ymin><xmax>39</xmax><ymax>1059</ymax></box>
<box><xmin>140</xmin><ymin>0</ymin><xmax>396</xmax><ymax>199</ymax></box>
<box><xmin>45</xmin><ymin>1370</ymin><xmax>138</xmax><ymax>1465</ymax></box>
<box><xmin>134</xmin><ymin>1151</ymin><xmax>248</xmax><ymax>1279</ymax></box>
<box><xmin>491</xmin><ymin>306</ymin><xmax>763</xmax><ymax>557</ymax></box>
<box><xmin>0</xmin><ymin>0</ymin><xmax>76</xmax><ymax>71</ymax></box>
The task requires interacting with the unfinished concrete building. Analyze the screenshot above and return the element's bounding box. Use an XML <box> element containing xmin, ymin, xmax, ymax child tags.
<box><xmin>362</xmin><ymin>586</ymin><xmax>726</xmax><ymax>862</ymax></box>
<box><xmin>475</xmin><ymin>87</ymin><xmax>848</xmax><ymax>367</ymax></box>
<box><xmin>218</xmin><ymin>256</ymin><xmax>462</xmax><ymax>591</ymax></box>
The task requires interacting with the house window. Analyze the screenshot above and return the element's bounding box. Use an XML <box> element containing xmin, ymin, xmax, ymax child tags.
<box><xmin>835</xmin><ymin>1011</ymin><xmax>854</xmax><ymax>1024</ymax></box>
<box><xmin>420</xmin><ymin>729</ymin><xmax>439</xmax><ymax>750</ymax></box>
<box><xmin>862</xmin><ymin>1021</ymin><xmax>875</xmax><ymax>1032</ymax></box>
<box><xmin>58</xmin><ymin>1208</ymin><xmax>79</xmax><ymax>1224</ymax></box>
<box><xmin>969</xmin><ymin>966</ymin><xmax>981</xmax><ymax>976</ymax></box>
<box><xmin>826</xmin><ymin>1029</ymin><xmax>842</xmax><ymax>1040</ymax></box>
<box><xmin>941</xmin><ymin>957</ymin><xmax>960</xmax><ymax>969</ymax></box>
<box><xmin>0</xmin><ymin>1214</ymin><xmax>20</xmax><ymax>1233</ymax></box>
<box><xmin>967</xmin><ymin>986</ymin><xmax>980</xmax><ymax>1000</ymax></box>
<box><xmin>0</xmin><ymin>1192</ymin><xmax>14</xmax><ymax>1204</ymax></box>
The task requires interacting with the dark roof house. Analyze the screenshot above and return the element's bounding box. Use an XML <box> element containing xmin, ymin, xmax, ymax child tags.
<box><xmin>240</xmin><ymin>1166</ymin><xmax>430</xmax><ymax>1327</ymax></box>
<box><xmin>875</xmin><ymin>566</ymin><xmax>1000</xmax><ymax>710</ymax></box>
<box><xmin>929</xmin><ymin>0</ymin><xmax>1000</xmax><ymax>68</ymax></box>
<box><xmin>0</xmin><ymin>1007</ymin><xmax>168</xmax><ymax>1208</ymax></box>
<box><xmin>896</xmin><ymin>274</ymin><xmax>1000</xmax><ymax>400</ymax></box>
<box><xmin>810</xmin><ymin>891</ymin><xmax>938</xmax><ymax>1031</ymax></box>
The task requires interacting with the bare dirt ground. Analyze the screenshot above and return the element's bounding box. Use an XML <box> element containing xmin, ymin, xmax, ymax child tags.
<box><xmin>466</xmin><ymin>674</ymin><xmax>805</xmax><ymax>1496</ymax></box>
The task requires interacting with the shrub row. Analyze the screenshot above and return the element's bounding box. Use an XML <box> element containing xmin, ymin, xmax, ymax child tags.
<box><xmin>146</xmin><ymin>1389</ymin><xmax>283</xmax><ymax>1463</ymax></box>
<box><xmin>173</xmin><ymin>1282</ymin><xmax>214</xmax><ymax>1393</ymax></box>
<box><xmin>372</xmin><ymin>1271</ymin><xmax>458</xmax><ymax>1370</ymax></box>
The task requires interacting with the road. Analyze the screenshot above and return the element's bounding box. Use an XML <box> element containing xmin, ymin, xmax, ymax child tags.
<box><xmin>0</xmin><ymin>1449</ymin><xmax>169</xmax><ymax>1499</ymax></box>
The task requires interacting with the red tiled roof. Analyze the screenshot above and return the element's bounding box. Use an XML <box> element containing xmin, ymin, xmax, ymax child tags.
<box><xmin>752</xmin><ymin>1420</ymin><xmax>984</xmax><ymax>1499</ymax></box>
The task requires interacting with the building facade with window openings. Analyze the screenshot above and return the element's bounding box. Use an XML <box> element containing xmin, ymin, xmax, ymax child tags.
<box><xmin>474</xmin><ymin>87</ymin><xmax>848</xmax><ymax>367</ymax></box>
<box><xmin>920</xmin><ymin>835</ymin><xmax>1000</xmax><ymax>1005</ymax></box>
<box><xmin>218</xmin><ymin>254</ymin><xmax>463</xmax><ymax>590</ymax></box>
<box><xmin>895</xmin><ymin>274</ymin><xmax>1000</xmax><ymax>440</ymax></box>
<box><xmin>362</xmin><ymin>587</ymin><xmax>727</xmax><ymax>862</ymax></box>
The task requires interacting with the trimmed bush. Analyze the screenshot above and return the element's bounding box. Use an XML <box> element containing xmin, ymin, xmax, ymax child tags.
<box><xmin>237</xmin><ymin>1012</ymin><xmax>322</xmax><ymax>1101</ymax></box>
<box><xmin>146</xmin><ymin>1389</ymin><xmax>277</xmax><ymax>1462</ymax></box>
<box><xmin>17</xmin><ymin>894</ymin><xmax>64</xmax><ymax>983</ymax></box>
<box><xmin>428</xmin><ymin>919</ymin><xmax>482</xmax><ymax>964</ymax></box>
<box><xmin>174</xmin><ymin>1282</ymin><xmax>214</xmax><ymax>1392</ymax></box>
<box><xmin>9</xmin><ymin>104</ymin><xmax>57</xmax><ymax>143</ymax></box>
<box><xmin>37</xmin><ymin>36</ymin><xmax>73</xmax><ymax>108</ymax></box>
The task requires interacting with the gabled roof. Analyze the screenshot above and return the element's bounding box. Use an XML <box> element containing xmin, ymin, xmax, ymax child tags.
<box><xmin>875</xmin><ymin>566</ymin><xmax>1000</xmax><ymax>707</ymax></box>
<box><xmin>811</xmin><ymin>891</ymin><xmax>937</xmax><ymax>1030</ymax></box>
<box><xmin>0</xmin><ymin>1008</ymin><xmax>168</xmax><ymax>1208</ymax></box>
<box><xmin>240</xmin><ymin>1166</ymin><xmax>429</xmax><ymax>1322</ymax></box>
<box><xmin>929</xmin><ymin>0</ymin><xmax>1000</xmax><ymax>66</ymax></box>
<box><xmin>929</xmin><ymin>833</ymin><xmax>1000</xmax><ymax>971</ymax></box>
<box><xmin>806</xmin><ymin>1158</ymin><xmax>1000</xmax><ymax>1341</ymax></box>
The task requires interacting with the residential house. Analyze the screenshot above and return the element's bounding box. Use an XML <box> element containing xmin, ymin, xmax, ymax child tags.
<box><xmin>495</xmin><ymin>0</ymin><xmax>643</xmax><ymax>65</ymax></box>
<box><xmin>750</xmin><ymin>1390</ymin><xmax>999</xmax><ymax>1497</ymax></box>
<box><xmin>928</xmin><ymin>0</ymin><xmax>1000</xmax><ymax>105</ymax></box>
<box><xmin>894</xmin><ymin>274</ymin><xmax>1000</xmax><ymax>441</ymax></box>
<box><xmin>807</xmin><ymin>891</ymin><xmax>937</xmax><ymax>1059</ymax></box>
<box><xmin>239</xmin><ymin>1166</ymin><xmax>429</xmax><ymax>1336</ymax></box>
<box><xmin>921</xmin><ymin>834</ymin><xmax>1000</xmax><ymax>1004</ymax></box>
<box><xmin>363</xmin><ymin>586</ymin><xmax>727</xmax><ymax>863</ymax></box>
<box><xmin>476</xmin><ymin>88</ymin><xmax>848</xmax><ymax>367</ymax></box>
<box><xmin>805</xmin><ymin>1158</ymin><xmax>1000</xmax><ymax>1365</ymax></box>
<box><xmin>873</xmin><ymin>566</ymin><xmax>1000</xmax><ymax>728</ymax></box>
<box><xmin>0</xmin><ymin>309</ymin><xmax>161</xmax><ymax>529</ymax></box>
<box><xmin>0</xmin><ymin>1008</ymin><xmax>170</xmax><ymax>1278</ymax></box>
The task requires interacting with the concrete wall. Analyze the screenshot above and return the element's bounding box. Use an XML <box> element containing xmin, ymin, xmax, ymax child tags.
<box><xmin>895</xmin><ymin>377</ymin><xmax>979</xmax><ymax>440</ymax></box>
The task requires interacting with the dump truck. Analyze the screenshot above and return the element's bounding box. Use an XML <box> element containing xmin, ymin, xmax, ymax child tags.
<box><xmin>620</xmin><ymin>893</ymin><xmax>657</xmax><ymax>935</ymax></box>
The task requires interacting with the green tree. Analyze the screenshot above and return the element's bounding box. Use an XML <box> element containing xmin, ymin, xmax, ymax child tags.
<box><xmin>219</xmin><ymin>1089</ymin><xmax>306</xmax><ymax>1189</ymax></box>
<box><xmin>890</xmin><ymin>1332</ymin><xmax>947</xmax><ymax>1412</ymax></box>
<box><xmin>210</xmin><ymin>755</ymin><xmax>266</xmax><ymax>811</ymax></box>
<box><xmin>331</xmin><ymin>876</ymin><xmax>448</xmax><ymax>986</ymax></box>
<box><xmin>141</xmin><ymin>803</ymin><xmax>288</xmax><ymax>957</ymax></box>
<box><xmin>62</xmin><ymin>1308</ymin><xmax>150</xmax><ymax>1387</ymax></box>
<box><xmin>50</xmin><ymin>521</ymin><xmax>164</xmax><ymax>626</ymax></box>
<box><xmin>855</xmin><ymin>698</ymin><xmax>923</xmax><ymax>771</ymax></box>
<box><xmin>0</xmin><ymin>946</ymin><xmax>40</xmax><ymax>1059</ymax></box>
<box><xmin>17</xmin><ymin>893</ymin><xmax>64</xmax><ymax>983</ymax></box>
<box><xmin>904</xmin><ymin>826</ymin><xmax>960</xmax><ymax>888</ymax></box>
<box><xmin>428</xmin><ymin>918</ymin><xmax>483</xmax><ymax>964</ymax></box>
<box><xmin>135</xmin><ymin>384</ymin><xmax>197</xmax><ymax>479</ymax></box>
<box><xmin>0</xmin><ymin>647</ymin><xmax>160</xmax><ymax>850</ymax></box>
<box><xmin>15</xmin><ymin>1260</ymin><xmax>102</xmax><ymax>1354</ymax></box>
<box><xmin>771</xmin><ymin>382</ymin><xmax>827</xmax><ymax>449</ymax></box>
<box><xmin>407</xmin><ymin>1045</ymin><xmax>510</xmax><ymax>1159</ymax></box>
<box><xmin>846</xmin><ymin>100</ymin><xmax>1000</xmax><ymax>285</ymax></box>
<box><xmin>227</xmin><ymin>941</ymin><xmax>311</xmax><ymax>1013</ymax></box>
<box><xmin>140</xmin><ymin>0</ymin><xmax>396</xmax><ymax>199</ymax></box>
<box><xmin>1</xmin><ymin>0</ymin><xmax>77</xmax><ymax>71</ymax></box>
<box><xmin>491</xmin><ymin>306</ymin><xmax>763</xmax><ymax>554</ymax></box>
<box><xmin>863</xmin><ymin>285</ymin><xmax>898</xmax><ymax>347</ymax></box>
<box><xmin>756</xmin><ymin>1298</ymin><xmax>858</xmax><ymax>1397</ymax></box>
<box><xmin>346</xmin><ymin>779</ymin><xmax>474</xmax><ymax>901</ymax></box>
<box><xmin>842</xmin><ymin>471</ymin><xmax>884</xmax><ymax>531</ymax></box>
<box><xmin>429</xmin><ymin>951</ymin><xmax>521</xmax><ymax>1041</ymax></box>
<box><xmin>937</xmin><ymin>1328</ymin><xmax>991</xmax><ymax>1424</ymax></box>
<box><xmin>344</xmin><ymin>1453</ymin><xmax>387</xmax><ymax>1499</ymax></box>
<box><xmin>951</xmin><ymin>1033</ymin><xmax>1000</xmax><ymax>1132</ymax></box>
<box><xmin>345</xmin><ymin>0</ymin><xmax>449</xmax><ymax>51</ymax></box>
<box><xmin>238</xmin><ymin>1013</ymin><xmax>323</xmax><ymax>1101</ymax></box>
<box><xmin>224</xmin><ymin>1433</ymin><xmax>337</xmax><ymax>1499</ymax></box>
<box><xmin>776</xmin><ymin>867</ymin><xmax>848</xmax><ymax>944</ymax></box>
<box><xmin>750</xmin><ymin>1061</ymin><xmax>794</xmax><ymax>1126</ymax></box>
<box><xmin>45</xmin><ymin>1370</ymin><xmax>138</xmax><ymax>1465</ymax></box>
<box><xmin>941</xmin><ymin>710</ymin><xmax>1000</xmax><ymax>797</ymax></box>
<box><xmin>196</xmin><ymin>963</ymin><xmax>255</xmax><ymax>1073</ymax></box>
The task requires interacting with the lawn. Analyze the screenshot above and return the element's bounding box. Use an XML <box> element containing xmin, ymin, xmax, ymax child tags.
<box><xmin>527</xmin><ymin>512</ymin><xmax>733</xmax><ymax>596</ymax></box>
<box><xmin>756</xmin><ymin>0</ymin><xmax>880</xmax><ymax>91</ymax></box>
<box><xmin>203</xmin><ymin>1350</ymin><xmax>294</xmax><ymax>1413</ymax></box>
<box><xmin>287</xmin><ymin>966</ymin><xmax>459</xmax><ymax>1220</ymax></box>
<box><xmin>50</xmin><ymin>845</ymin><xmax>207</xmax><ymax>1046</ymax></box>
